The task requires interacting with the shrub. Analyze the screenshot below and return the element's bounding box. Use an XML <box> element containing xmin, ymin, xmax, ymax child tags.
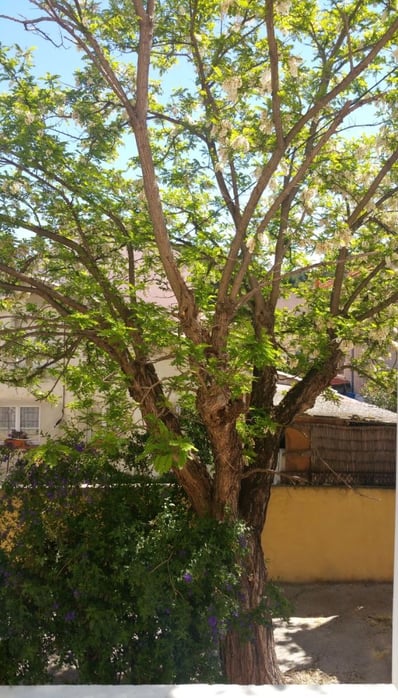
<box><xmin>0</xmin><ymin>439</ymin><xmax>256</xmax><ymax>684</ymax></box>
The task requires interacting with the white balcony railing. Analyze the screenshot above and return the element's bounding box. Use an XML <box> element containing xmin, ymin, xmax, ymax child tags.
<box><xmin>1</xmin><ymin>682</ymin><xmax>398</xmax><ymax>697</ymax></box>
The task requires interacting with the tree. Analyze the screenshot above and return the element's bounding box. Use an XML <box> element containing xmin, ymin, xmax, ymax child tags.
<box><xmin>0</xmin><ymin>0</ymin><xmax>397</xmax><ymax>684</ymax></box>
<box><xmin>361</xmin><ymin>367</ymin><xmax>397</xmax><ymax>412</ymax></box>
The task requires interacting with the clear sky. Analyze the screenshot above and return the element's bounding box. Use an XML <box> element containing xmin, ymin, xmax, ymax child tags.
<box><xmin>0</xmin><ymin>1</ymin><xmax>193</xmax><ymax>98</ymax></box>
<box><xmin>0</xmin><ymin>0</ymin><xmax>82</xmax><ymax>80</ymax></box>
<box><xmin>0</xmin><ymin>1</ymin><xmax>380</xmax><ymax>137</ymax></box>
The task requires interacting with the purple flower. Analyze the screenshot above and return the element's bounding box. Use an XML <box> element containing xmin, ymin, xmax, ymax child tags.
<box><xmin>64</xmin><ymin>610</ymin><xmax>76</xmax><ymax>622</ymax></box>
<box><xmin>208</xmin><ymin>614</ymin><xmax>219</xmax><ymax>643</ymax></box>
<box><xmin>182</xmin><ymin>572</ymin><xmax>193</xmax><ymax>583</ymax></box>
<box><xmin>238</xmin><ymin>534</ymin><xmax>248</xmax><ymax>548</ymax></box>
<box><xmin>207</xmin><ymin>615</ymin><xmax>218</xmax><ymax>628</ymax></box>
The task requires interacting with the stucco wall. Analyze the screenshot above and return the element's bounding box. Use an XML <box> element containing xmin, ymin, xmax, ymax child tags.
<box><xmin>0</xmin><ymin>384</ymin><xmax>71</xmax><ymax>444</ymax></box>
<box><xmin>262</xmin><ymin>486</ymin><xmax>395</xmax><ymax>582</ymax></box>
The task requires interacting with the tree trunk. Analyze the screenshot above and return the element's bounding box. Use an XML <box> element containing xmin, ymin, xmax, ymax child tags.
<box><xmin>220</xmin><ymin>528</ymin><xmax>284</xmax><ymax>684</ymax></box>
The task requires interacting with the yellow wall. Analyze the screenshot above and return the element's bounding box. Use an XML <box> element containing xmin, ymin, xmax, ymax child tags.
<box><xmin>262</xmin><ymin>486</ymin><xmax>395</xmax><ymax>582</ymax></box>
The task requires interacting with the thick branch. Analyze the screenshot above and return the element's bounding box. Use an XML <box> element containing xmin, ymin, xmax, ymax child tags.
<box><xmin>269</xmin><ymin>190</ymin><xmax>296</xmax><ymax>311</ymax></box>
<box><xmin>133</xmin><ymin>0</ymin><xmax>154</xmax><ymax>119</ymax></box>
<box><xmin>330</xmin><ymin>246</ymin><xmax>349</xmax><ymax>315</ymax></box>
<box><xmin>265</xmin><ymin>0</ymin><xmax>284</xmax><ymax>149</ymax></box>
<box><xmin>275</xmin><ymin>349</ymin><xmax>343</xmax><ymax>426</ymax></box>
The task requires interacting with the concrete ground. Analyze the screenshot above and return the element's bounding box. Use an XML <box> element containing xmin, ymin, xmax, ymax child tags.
<box><xmin>274</xmin><ymin>583</ymin><xmax>393</xmax><ymax>684</ymax></box>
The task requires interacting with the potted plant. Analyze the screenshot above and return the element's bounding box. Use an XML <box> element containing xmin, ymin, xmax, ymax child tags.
<box><xmin>4</xmin><ymin>429</ymin><xmax>30</xmax><ymax>449</ymax></box>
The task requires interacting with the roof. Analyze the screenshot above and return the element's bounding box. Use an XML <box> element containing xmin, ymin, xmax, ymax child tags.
<box><xmin>275</xmin><ymin>385</ymin><xmax>397</xmax><ymax>424</ymax></box>
<box><xmin>305</xmin><ymin>393</ymin><xmax>396</xmax><ymax>423</ymax></box>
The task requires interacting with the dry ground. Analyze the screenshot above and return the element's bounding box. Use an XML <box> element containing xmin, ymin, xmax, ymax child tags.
<box><xmin>52</xmin><ymin>583</ymin><xmax>392</xmax><ymax>685</ymax></box>
<box><xmin>274</xmin><ymin>582</ymin><xmax>393</xmax><ymax>684</ymax></box>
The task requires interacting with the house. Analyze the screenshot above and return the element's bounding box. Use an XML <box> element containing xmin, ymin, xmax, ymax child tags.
<box><xmin>0</xmin><ymin>382</ymin><xmax>77</xmax><ymax>446</ymax></box>
<box><xmin>276</xmin><ymin>388</ymin><xmax>397</xmax><ymax>487</ymax></box>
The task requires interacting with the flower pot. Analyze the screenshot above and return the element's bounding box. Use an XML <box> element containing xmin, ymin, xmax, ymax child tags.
<box><xmin>4</xmin><ymin>438</ymin><xmax>30</xmax><ymax>449</ymax></box>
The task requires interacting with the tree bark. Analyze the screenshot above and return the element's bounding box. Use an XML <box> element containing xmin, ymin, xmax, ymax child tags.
<box><xmin>220</xmin><ymin>527</ymin><xmax>284</xmax><ymax>684</ymax></box>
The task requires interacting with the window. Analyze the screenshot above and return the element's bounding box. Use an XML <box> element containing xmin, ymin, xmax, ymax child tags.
<box><xmin>0</xmin><ymin>407</ymin><xmax>16</xmax><ymax>431</ymax></box>
<box><xmin>0</xmin><ymin>406</ymin><xmax>39</xmax><ymax>434</ymax></box>
<box><xmin>20</xmin><ymin>407</ymin><xmax>40</xmax><ymax>432</ymax></box>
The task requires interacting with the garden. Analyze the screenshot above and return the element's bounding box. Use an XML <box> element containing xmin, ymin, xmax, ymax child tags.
<box><xmin>0</xmin><ymin>438</ymin><xmax>288</xmax><ymax>684</ymax></box>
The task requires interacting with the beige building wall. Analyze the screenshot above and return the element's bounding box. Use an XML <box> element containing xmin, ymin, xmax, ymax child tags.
<box><xmin>0</xmin><ymin>383</ymin><xmax>77</xmax><ymax>444</ymax></box>
<box><xmin>0</xmin><ymin>356</ymin><xmax>177</xmax><ymax>445</ymax></box>
<box><xmin>262</xmin><ymin>486</ymin><xmax>395</xmax><ymax>582</ymax></box>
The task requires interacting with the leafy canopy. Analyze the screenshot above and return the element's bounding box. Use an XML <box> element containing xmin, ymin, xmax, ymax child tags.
<box><xmin>0</xmin><ymin>0</ymin><xmax>397</xmax><ymax>511</ymax></box>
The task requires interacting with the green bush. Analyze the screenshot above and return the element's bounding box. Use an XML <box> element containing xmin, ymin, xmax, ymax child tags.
<box><xmin>0</xmin><ymin>439</ymin><xmax>252</xmax><ymax>684</ymax></box>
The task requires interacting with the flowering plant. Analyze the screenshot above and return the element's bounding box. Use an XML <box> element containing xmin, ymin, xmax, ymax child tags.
<box><xmin>0</xmin><ymin>437</ymin><xmax>289</xmax><ymax>684</ymax></box>
<box><xmin>7</xmin><ymin>429</ymin><xmax>28</xmax><ymax>439</ymax></box>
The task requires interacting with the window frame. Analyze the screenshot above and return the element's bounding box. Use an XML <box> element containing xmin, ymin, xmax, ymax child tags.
<box><xmin>19</xmin><ymin>405</ymin><xmax>40</xmax><ymax>433</ymax></box>
<box><xmin>0</xmin><ymin>405</ymin><xmax>40</xmax><ymax>434</ymax></box>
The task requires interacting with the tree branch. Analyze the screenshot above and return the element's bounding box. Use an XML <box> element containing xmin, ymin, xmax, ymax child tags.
<box><xmin>0</xmin><ymin>265</ymin><xmax>88</xmax><ymax>315</ymax></box>
<box><xmin>354</xmin><ymin>290</ymin><xmax>398</xmax><ymax>322</ymax></box>
<box><xmin>265</xmin><ymin>0</ymin><xmax>284</xmax><ymax>149</ymax></box>
<box><xmin>341</xmin><ymin>258</ymin><xmax>386</xmax><ymax>316</ymax></box>
<box><xmin>287</xmin><ymin>16</ymin><xmax>398</xmax><ymax>144</ymax></box>
<box><xmin>347</xmin><ymin>147</ymin><xmax>398</xmax><ymax>228</ymax></box>
<box><xmin>330</xmin><ymin>246</ymin><xmax>349</xmax><ymax>315</ymax></box>
<box><xmin>227</xmin><ymin>101</ymin><xmax>355</xmax><ymax>304</ymax></box>
<box><xmin>188</xmin><ymin>23</ymin><xmax>240</xmax><ymax>223</ymax></box>
<box><xmin>133</xmin><ymin>0</ymin><xmax>154</xmax><ymax>120</ymax></box>
<box><xmin>275</xmin><ymin>349</ymin><xmax>344</xmax><ymax>426</ymax></box>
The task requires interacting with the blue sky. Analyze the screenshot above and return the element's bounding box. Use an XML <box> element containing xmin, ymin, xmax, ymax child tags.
<box><xmin>0</xmin><ymin>1</ymin><xmax>193</xmax><ymax>99</ymax></box>
<box><xmin>0</xmin><ymin>0</ymin><xmax>82</xmax><ymax>79</ymax></box>
<box><xmin>0</xmin><ymin>1</ymin><xmax>381</xmax><ymax>140</ymax></box>
<box><xmin>0</xmin><ymin>1</ymin><xmax>192</xmax><ymax>175</ymax></box>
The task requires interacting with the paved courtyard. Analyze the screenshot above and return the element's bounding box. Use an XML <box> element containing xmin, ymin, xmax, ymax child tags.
<box><xmin>274</xmin><ymin>582</ymin><xmax>393</xmax><ymax>684</ymax></box>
